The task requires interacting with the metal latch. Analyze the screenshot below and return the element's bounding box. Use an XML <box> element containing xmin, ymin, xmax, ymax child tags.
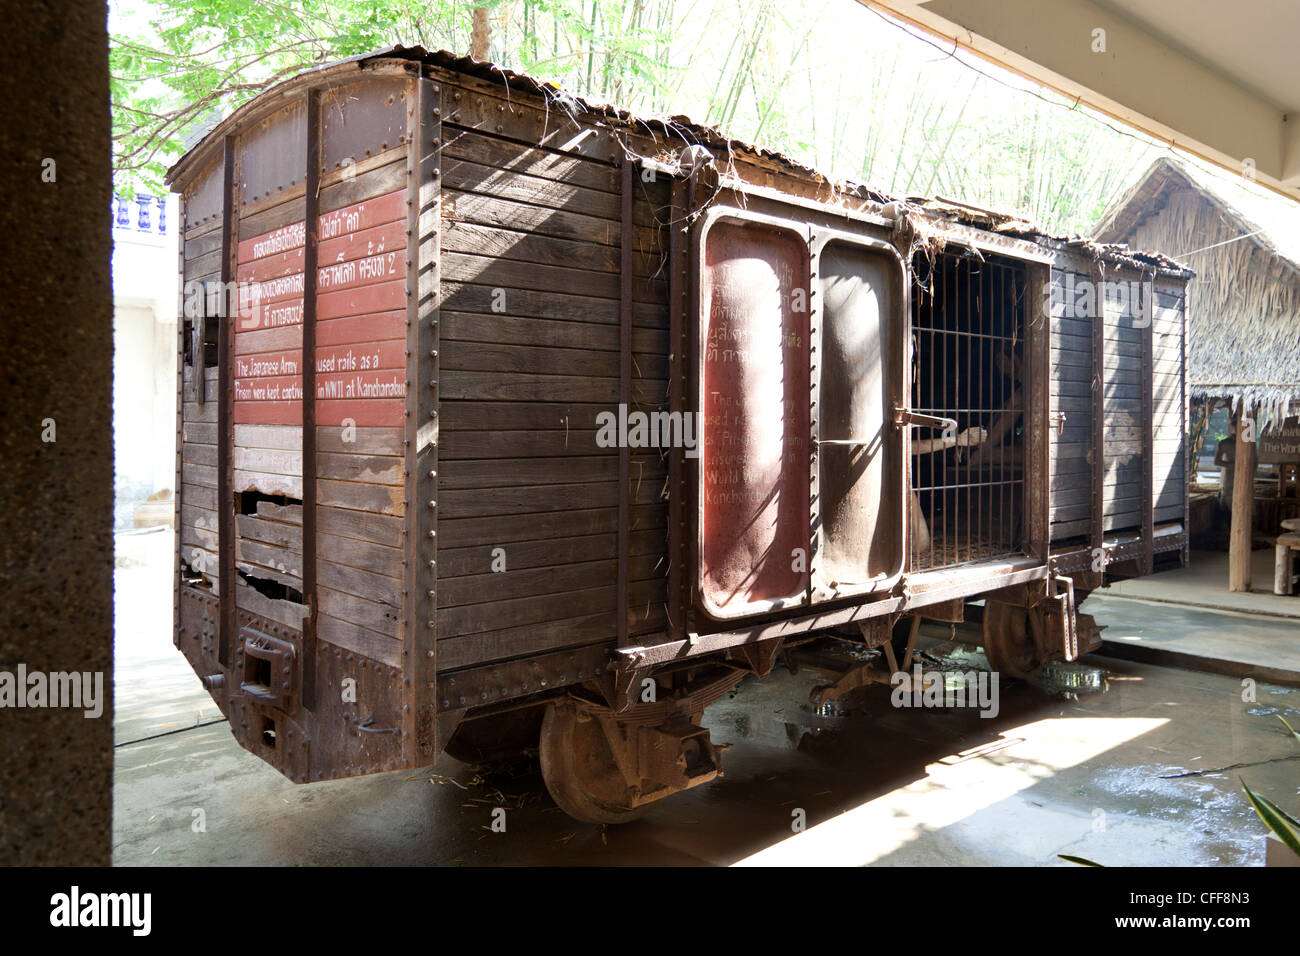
<box><xmin>894</xmin><ymin>407</ymin><xmax>958</xmax><ymax>434</ymax></box>
<box><xmin>812</xmin><ymin>436</ymin><xmax>875</xmax><ymax>446</ymax></box>
<box><xmin>1050</xmin><ymin>410</ymin><xmax>1068</xmax><ymax>436</ymax></box>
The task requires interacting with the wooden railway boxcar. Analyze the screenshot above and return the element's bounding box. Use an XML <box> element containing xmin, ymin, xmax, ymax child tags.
<box><xmin>168</xmin><ymin>47</ymin><xmax>1192</xmax><ymax>822</ymax></box>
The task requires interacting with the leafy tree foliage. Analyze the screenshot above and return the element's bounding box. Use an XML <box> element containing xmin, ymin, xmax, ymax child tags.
<box><xmin>112</xmin><ymin>0</ymin><xmax>1161</xmax><ymax>234</ymax></box>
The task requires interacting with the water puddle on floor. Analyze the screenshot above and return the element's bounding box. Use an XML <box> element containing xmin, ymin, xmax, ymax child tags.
<box><xmin>1032</xmin><ymin>659</ymin><xmax>1110</xmax><ymax>698</ymax></box>
<box><xmin>919</xmin><ymin>640</ymin><xmax>1110</xmax><ymax>701</ymax></box>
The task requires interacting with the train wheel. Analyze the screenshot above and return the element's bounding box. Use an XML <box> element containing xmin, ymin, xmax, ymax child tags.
<box><xmin>982</xmin><ymin>600</ymin><xmax>1042</xmax><ymax>678</ymax></box>
<box><xmin>538</xmin><ymin>702</ymin><xmax>649</xmax><ymax>825</ymax></box>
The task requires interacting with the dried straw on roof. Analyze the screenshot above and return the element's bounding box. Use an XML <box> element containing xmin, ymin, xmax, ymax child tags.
<box><xmin>1094</xmin><ymin>158</ymin><xmax>1300</xmax><ymax>429</ymax></box>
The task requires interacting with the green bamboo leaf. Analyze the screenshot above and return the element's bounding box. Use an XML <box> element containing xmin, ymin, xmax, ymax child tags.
<box><xmin>1241</xmin><ymin>778</ymin><xmax>1300</xmax><ymax>856</ymax></box>
<box><xmin>1057</xmin><ymin>853</ymin><xmax>1104</xmax><ymax>867</ymax></box>
<box><xmin>1279</xmin><ymin>715</ymin><xmax>1300</xmax><ymax>745</ymax></box>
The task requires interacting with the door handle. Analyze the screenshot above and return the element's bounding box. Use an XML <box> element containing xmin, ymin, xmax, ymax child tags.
<box><xmin>893</xmin><ymin>407</ymin><xmax>957</xmax><ymax>434</ymax></box>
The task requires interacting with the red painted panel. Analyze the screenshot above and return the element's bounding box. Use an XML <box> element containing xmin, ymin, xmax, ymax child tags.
<box><xmin>317</xmin><ymin>190</ymin><xmax>406</xmax><ymax>242</ymax></box>
<box><xmin>239</xmin><ymin>221</ymin><xmax>406</xmax><ymax>289</ymax></box>
<box><xmin>234</xmin><ymin>349</ymin><xmax>303</xmax><ymax>379</ymax></box>
<box><xmin>316</xmin><ymin>399</ymin><xmax>406</xmax><ymax>427</ymax></box>
<box><xmin>316</xmin><ymin>340</ymin><xmax>407</xmax><ymax>374</ymax></box>
<box><xmin>319</xmin><ymin>219</ymin><xmax>406</xmax><ymax>266</ymax></box>
<box><xmin>237</xmin><ymin>246</ymin><xmax>304</xmax><ymax>284</ymax></box>
<box><xmin>699</xmin><ymin>220</ymin><xmax>810</xmax><ymax>618</ymax></box>
<box><xmin>242</xmin><ymin>271</ymin><xmax>304</xmax><ymax>308</ymax></box>
<box><xmin>237</xmin><ymin>297</ymin><xmax>304</xmax><ymax>332</ymax></box>
<box><xmin>236</xmin><ymin>220</ymin><xmax>306</xmax><ymax>264</ymax></box>
<box><xmin>317</xmin><ymin>250</ymin><xmax>403</xmax><ymax>295</ymax></box>
<box><xmin>234</xmin><ymin>324</ymin><xmax>302</xmax><ymax>355</ymax></box>
<box><xmin>233</xmin><ymin>400</ymin><xmax>302</xmax><ymax>425</ymax></box>
<box><xmin>316</xmin><ymin>311</ymin><xmax>406</xmax><ymax>347</ymax></box>
<box><xmin>315</xmin><ymin>369</ymin><xmax>404</xmax><ymax>402</ymax></box>
<box><xmin>234</xmin><ymin>374</ymin><xmax>305</xmax><ymax>405</ymax></box>
<box><xmin>317</xmin><ymin>280</ymin><xmax>406</xmax><ymax>320</ymax></box>
<box><xmin>234</xmin><ymin>189</ymin><xmax>405</xmax><ymax>263</ymax></box>
<box><xmin>230</xmin><ymin>189</ymin><xmax>409</xmax><ymax>433</ymax></box>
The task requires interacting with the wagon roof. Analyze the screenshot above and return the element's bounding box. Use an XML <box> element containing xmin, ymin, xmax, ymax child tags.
<box><xmin>167</xmin><ymin>45</ymin><xmax>1193</xmax><ymax>279</ymax></box>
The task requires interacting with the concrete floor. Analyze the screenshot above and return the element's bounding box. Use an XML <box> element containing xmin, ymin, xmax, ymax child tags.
<box><xmin>1084</xmin><ymin>591</ymin><xmax>1300</xmax><ymax>686</ymax></box>
<box><xmin>113</xmin><ymin>531</ymin><xmax>1300</xmax><ymax>866</ymax></box>
<box><xmin>1097</xmin><ymin>548</ymin><xmax>1300</xmax><ymax>619</ymax></box>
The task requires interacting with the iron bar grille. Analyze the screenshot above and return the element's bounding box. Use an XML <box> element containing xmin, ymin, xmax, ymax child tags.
<box><xmin>910</xmin><ymin>252</ymin><xmax>1026</xmax><ymax>571</ymax></box>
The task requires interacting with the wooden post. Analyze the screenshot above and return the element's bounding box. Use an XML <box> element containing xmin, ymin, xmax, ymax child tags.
<box><xmin>1229</xmin><ymin>407</ymin><xmax>1257</xmax><ymax>591</ymax></box>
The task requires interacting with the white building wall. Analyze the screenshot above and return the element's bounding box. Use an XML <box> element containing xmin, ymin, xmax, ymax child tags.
<box><xmin>112</xmin><ymin>192</ymin><xmax>179</xmax><ymax>528</ymax></box>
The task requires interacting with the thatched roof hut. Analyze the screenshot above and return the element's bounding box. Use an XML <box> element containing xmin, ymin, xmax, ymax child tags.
<box><xmin>1093</xmin><ymin>157</ymin><xmax>1300</xmax><ymax>432</ymax></box>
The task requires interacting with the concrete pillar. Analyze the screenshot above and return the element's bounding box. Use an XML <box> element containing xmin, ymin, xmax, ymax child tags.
<box><xmin>0</xmin><ymin>1</ymin><xmax>113</xmax><ymax>864</ymax></box>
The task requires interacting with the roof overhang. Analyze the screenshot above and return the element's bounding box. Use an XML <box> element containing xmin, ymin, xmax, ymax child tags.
<box><xmin>865</xmin><ymin>0</ymin><xmax>1300</xmax><ymax>204</ymax></box>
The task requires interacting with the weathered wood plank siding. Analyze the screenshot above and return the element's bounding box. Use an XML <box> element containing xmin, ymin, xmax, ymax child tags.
<box><xmin>434</xmin><ymin>87</ymin><xmax>672</xmax><ymax>673</ymax></box>
<box><xmin>1152</xmin><ymin>288</ymin><xmax>1187</xmax><ymax>524</ymax></box>
<box><xmin>1048</xmin><ymin>264</ymin><xmax>1186</xmax><ymax>544</ymax></box>
<box><xmin>1101</xmin><ymin>273</ymin><xmax>1145</xmax><ymax>532</ymax></box>
<box><xmin>1048</xmin><ymin>267</ymin><xmax>1094</xmax><ymax>541</ymax></box>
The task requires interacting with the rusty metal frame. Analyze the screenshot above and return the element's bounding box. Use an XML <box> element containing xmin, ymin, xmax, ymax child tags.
<box><xmin>684</xmin><ymin>174</ymin><xmax>701</xmax><ymax>638</ymax></box>
<box><xmin>691</xmin><ymin>203</ymin><xmax>812</xmax><ymax>620</ymax></box>
<box><xmin>690</xmin><ymin>198</ymin><xmax>910</xmax><ymax>619</ymax></box>
<box><xmin>217</xmin><ymin>136</ymin><xmax>237</xmax><ymax>667</ymax></box>
<box><xmin>300</xmin><ymin>89</ymin><xmax>321</xmax><ymax>709</ymax></box>
<box><xmin>807</xmin><ymin>225</ymin><xmax>910</xmax><ymax>601</ymax></box>
<box><xmin>807</xmin><ymin>221</ymin><xmax>823</xmax><ymax>602</ymax></box>
<box><xmin>436</xmin><ymin>644</ymin><xmax>613</xmax><ymax>713</ymax></box>
<box><xmin>404</xmin><ymin>70</ymin><xmax>442</xmax><ymax>762</ymax></box>
<box><xmin>618</xmin><ymin>557</ymin><xmax>1055</xmax><ymax>669</ymax></box>
<box><xmin>173</xmin><ymin>196</ymin><xmax>187</xmax><ymax>649</ymax></box>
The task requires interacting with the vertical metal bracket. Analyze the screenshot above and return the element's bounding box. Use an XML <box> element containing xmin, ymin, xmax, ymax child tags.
<box><xmin>301</xmin><ymin>88</ymin><xmax>321</xmax><ymax>710</ymax></box>
<box><xmin>403</xmin><ymin>71</ymin><xmax>442</xmax><ymax>764</ymax></box>
<box><xmin>217</xmin><ymin>136</ymin><xmax>237</xmax><ymax>667</ymax></box>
